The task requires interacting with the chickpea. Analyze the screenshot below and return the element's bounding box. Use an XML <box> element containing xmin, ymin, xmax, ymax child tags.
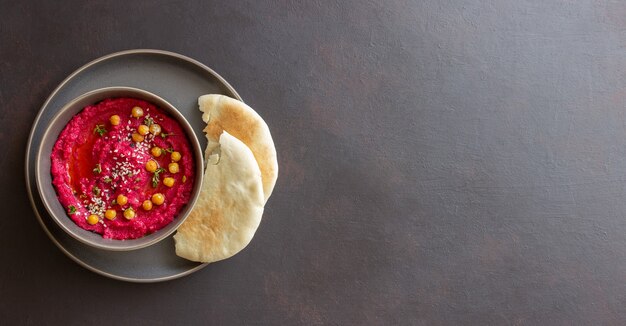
<box><xmin>116</xmin><ymin>194</ymin><xmax>128</xmax><ymax>206</ymax></box>
<box><xmin>145</xmin><ymin>159</ymin><xmax>158</xmax><ymax>173</ymax></box>
<box><xmin>151</xmin><ymin>193</ymin><xmax>165</xmax><ymax>205</ymax></box>
<box><xmin>137</xmin><ymin>124</ymin><xmax>149</xmax><ymax>135</ymax></box>
<box><xmin>87</xmin><ymin>214</ymin><xmax>99</xmax><ymax>225</ymax></box>
<box><xmin>131</xmin><ymin>106</ymin><xmax>144</xmax><ymax>118</ymax></box>
<box><xmin>132</xmin><ymin>132</ymin><xmax>144</xmax><ymax>142</ymax></box>
<box><xmin>142</xmin><ymin>200</ymin><xmax>153</xmax><ymax>211</ymax></box>
<box><xmin>168</xmin><ymin>162</ymin><xmax>179</xmax><ymax>174</ymax></box>
<box><xmin>110</xmin><ymin>115</ymin><xmax>121</xmax><ymax>126</ymax></box>
<box><xmin>163</xmin><ymin>177</ymin><xmax>175</xmax><ymax>187</ymax></box>
<box><xmin>171</xmin><ymin>151</ymin><xmax>181</xmax><ymax>162</ymax></box>
<box><xmin>149</xmin><ymin>124</ymin><xmax>161</xmax><ymax>135</ymax></box>
<box><xmin>150</xmin><ymin>147</ymin><xmax>162</xmax><ymax>157</ymax></box>
<box><xmin>123</xmin><ymin>207</ymin><xmax>135</xmax><ymax>220</ymax></box>
<box><xmin>104</xmin><ymin>209</ymin><xmax>117</xmax><ymax>220</ymax></box>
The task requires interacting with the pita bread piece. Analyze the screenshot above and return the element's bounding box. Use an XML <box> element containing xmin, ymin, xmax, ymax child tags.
<box><xmin>174</xmin><ymin>131</ymin><xmax>264</xmax><ymax>263</ymax></box>
<box><xmin>199</xmin><ymin>94</ymin><xmax>278</xmax><ymax>203</ymax></box>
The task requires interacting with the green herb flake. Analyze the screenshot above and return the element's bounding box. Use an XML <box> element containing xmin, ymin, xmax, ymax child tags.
<box><xmin>111</xmin><ymin>199</ymin><xmax>117</xmax><ymax>205</ymax></box>
<box><xmin>93</xmin><ymin>124</ymin><xmax>107</xmax><ymax>137</ymax></box>
<box><xmin>68</xmin><ymin>205</ymin><xmax>77</xmax><ymax>215</ymax></box>
<box><xmin>92</xmin><ymin>186</ymin><xmax>101</xmax><ymax>196</ymax></box>
<box><xmin>93</xmin><ymin>163</ymin><xmax>102</xmax><ymax>174</ymax></box>
<box><xmin>144</xmin><ymin>116</ymin><xmax>154</xmax><ymax>127</ymax></box>
<box><xmin>160</xmin><ymin>132</ymin><xmax>175</xmax><ymax>139</ymax></box>
<box><xmin>151</xmin><ymin>168</ymin><xmax>166</xmax><ymax>188</ymax></box>
<box><xmin>103</xmin><ymin>176</ymin><xmax>112</xmax><ymax>183</ymax></box>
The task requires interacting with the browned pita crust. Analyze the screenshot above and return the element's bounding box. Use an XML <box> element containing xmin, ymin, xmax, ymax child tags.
<box><xmin>198</xmin><ymin>94</ymin><xmax>278</xmax><ymax>203</ymax></box>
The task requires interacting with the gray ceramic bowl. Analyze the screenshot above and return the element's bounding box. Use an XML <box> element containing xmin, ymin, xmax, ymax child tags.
<box><xmin>35</xmin><ymin>87</ymin><xmax>204</xmax><ymax>251</ymax></box>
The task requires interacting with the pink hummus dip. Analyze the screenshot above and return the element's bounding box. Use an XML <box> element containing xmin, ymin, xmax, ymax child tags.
<box><xmin>51</xmin><ymin>97</ymin><xmax>195</xmax><ymax>240</ymax></box>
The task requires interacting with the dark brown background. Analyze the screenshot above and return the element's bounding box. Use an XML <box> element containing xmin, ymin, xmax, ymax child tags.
<box><xmin>3</xmin><ymin>0</ymin><xmax>626</xmax><ymax>324</ymax></box>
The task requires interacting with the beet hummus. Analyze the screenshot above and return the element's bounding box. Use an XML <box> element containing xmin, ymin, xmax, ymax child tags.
<box><xmin>51</xmin><ymin>97</ymin><xmax>195</xmax><ymax>240</ymax></box>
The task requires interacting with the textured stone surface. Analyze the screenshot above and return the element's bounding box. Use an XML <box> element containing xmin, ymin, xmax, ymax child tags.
<box><xmin>3</xmin><ymin>0</ymin><xmax>626</xmax><ymax>324</ymax></box>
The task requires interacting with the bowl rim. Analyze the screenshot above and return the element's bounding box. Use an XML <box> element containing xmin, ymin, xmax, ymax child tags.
<box><xmin>35</xmin><ymin>86</ymin><xmax>204</xmax><ymax>251</ymax></box>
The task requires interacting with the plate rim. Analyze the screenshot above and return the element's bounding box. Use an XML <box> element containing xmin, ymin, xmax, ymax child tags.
<box><xmin>25</xmin><ymin>49</ymin><xmax>242</xmax><ymax>283</ymax></box>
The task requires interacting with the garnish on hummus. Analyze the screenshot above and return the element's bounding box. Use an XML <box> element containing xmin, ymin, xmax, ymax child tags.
<box><xmin>50</xmin><ymin>97</ymin><xmax>196</xmax><ymax>240</ymax></box>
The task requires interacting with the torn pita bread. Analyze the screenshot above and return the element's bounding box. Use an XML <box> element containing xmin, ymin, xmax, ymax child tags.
<box><xmin>174</xmin><ymin>131</ymin><xmax>264</xmax><ymax>263</ymax></box>
<box><xmin>199</xmin><ymin>94</ymin><xmax>278</xmax><ymax>203</ymax></box>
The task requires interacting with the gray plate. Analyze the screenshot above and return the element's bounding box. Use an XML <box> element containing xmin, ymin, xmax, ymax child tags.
<box><xmin>25</xmin><ymin>49</ymin><xmax>241</xmax><ymax>282</ymax></box>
